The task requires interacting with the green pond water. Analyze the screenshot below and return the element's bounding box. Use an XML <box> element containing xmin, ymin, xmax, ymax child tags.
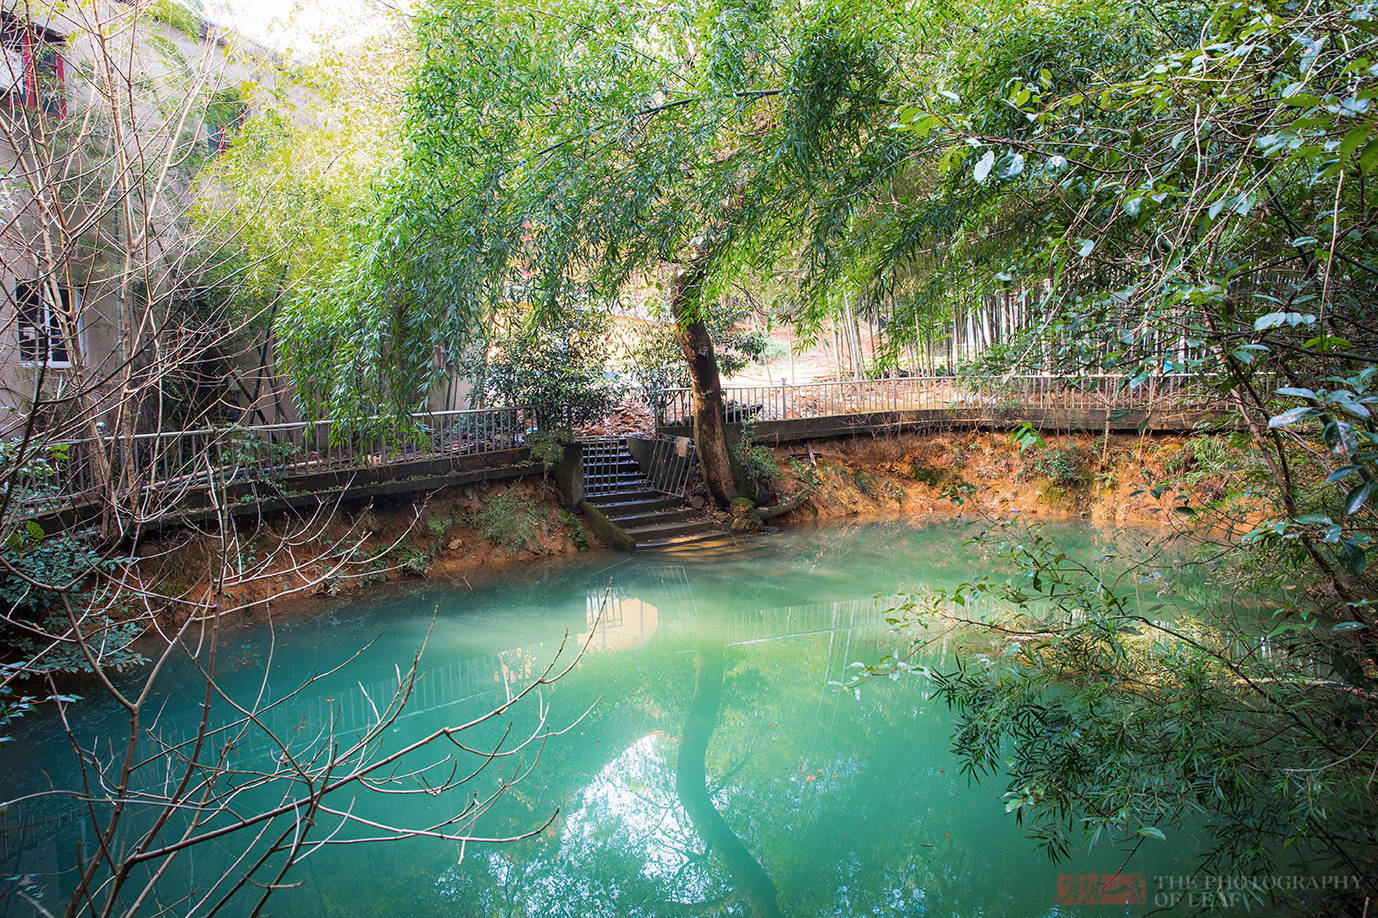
<box><xmin>1</xmin><ymin>520</ymin><xmax>1242</xmax><ymax>916</ymax></box>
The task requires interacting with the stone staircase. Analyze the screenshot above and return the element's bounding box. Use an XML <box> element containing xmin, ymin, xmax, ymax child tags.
<box><xmin>582</xmin><ymin>440</ymin><xmax>721</xmax><ymax>549</ymax></box>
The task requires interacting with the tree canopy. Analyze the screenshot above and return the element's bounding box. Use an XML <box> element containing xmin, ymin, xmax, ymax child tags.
<box><xmin>275</xmin><ymin>0</ymin><xmax>996</xmax><ymax>422</ymax></box>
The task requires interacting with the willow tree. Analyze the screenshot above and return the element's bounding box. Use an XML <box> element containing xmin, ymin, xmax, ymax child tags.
<box><xmin>276</xmin><ymin>0</ymin><xmax>1003</xmax><ymax>505</ymax></box>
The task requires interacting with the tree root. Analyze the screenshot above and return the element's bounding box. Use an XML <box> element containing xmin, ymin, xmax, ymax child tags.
<box><xmin>756</xmin><ymin>484</ymin><xmax>816</xmax><ymax>521</ymax></box>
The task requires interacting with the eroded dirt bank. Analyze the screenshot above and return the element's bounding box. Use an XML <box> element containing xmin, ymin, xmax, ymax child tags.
<box><xmin>762</xmin><ymin>430</ymin><xmax>1241</xmax><ymax>529</ymax></box>
<box><xmin>139</xmin><ymin>477</ymin><xmax>598</xmax><ymax>625</ymax></box>
<box><xmin>144</xmin><ymin>430</ymin><xmax>1239</xmax><ymax>624</ymax></box>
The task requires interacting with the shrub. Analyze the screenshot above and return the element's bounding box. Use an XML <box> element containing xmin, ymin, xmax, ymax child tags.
<box><xmin>908</xmin><ymin>459</ymin><xmax>946</xmax><ymax>487</ymax></box>
<box><xmin>730</xmin><ymin>424</ymin><xmax>779</xmax><ymax>491</ymax></box>
<box><xmin>1029</xmin><ymin>444</ymin><xmax>1088</xmax><ymax>487</ymax></box>
<box><xmin>559</xmin><ymin>509</ymin><xmax>588</xmax><ymax>550</ymax></box>
<box><xmin>527</xmin><ymin>429</ymin><xmax>573</xmax><ymax>469</ymax></box>
<box><xmin>391</xmin><ymin>545</ymin><xmax>431</xmax><ymax>575</ymax></box>
<box><xmin>462</xmin><ymin>304</ymin><xmax>622</xmax><ymax>429</ymax></box>
<box><xmin>1</xmin><ymin>525</ymin><xmax>144</xmax><ymax>675</ymax></box>
<box><xmin>475</xmin><ymin>489</ymin><xmax>543</xmax><ymax>552</ymax></box>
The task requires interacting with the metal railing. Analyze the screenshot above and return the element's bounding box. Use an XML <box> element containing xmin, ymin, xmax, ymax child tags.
<box><xmin>643</xmin><ymin>435</ymin><xmax>698</xmax><ymax>498</ymax></box>
<box><xmin>3</xmin><ymin>374</ymin><xmax>1223</xmax><ymax>522</ymax></box>
<box><xmin>581</xmin><ymin>438</ymin><xmax>635</xmax><ymax>499</ymax></box>
<box><xmin>656</xmin><ymin>374</ymin><xmax>1212</xmax><ymax>427</ymax></box>
<box><xmin>3</xmin><ymin>406</ymin><xmax>534</xmax><ymax>519</ymax></box>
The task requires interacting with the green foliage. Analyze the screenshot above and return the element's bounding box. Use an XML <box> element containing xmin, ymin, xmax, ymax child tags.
<box><xmin>205</xmin><ymin>86</ymin><xmax>248</xmax><ymax>133</ymax></box>
<box><xmin>629</xmin><ymin>301</ymin><xmax>769</xmax><ymax>406</ymax></box>
<box><xmin>2</xmin><ymin>443</ymin><xmax>142</xmax><ymax>675</ymax></box>
<box><xmin>1008</xmin><ymin>422</ymin><xmax>1046</xmax><ymax>453</ymax></box>
<box><xmin>1164</xmin><ymin>434</ymin><xmax>1257</xmax><ymax>493</ymax></box>
<box><xmin>201</xmin><ymin>38</ymin><xmax>409</xmax><ymax>427</ymax></box>
<box><xmin>560</xmin><ymin>509</ymin><xmax>589</xmax><ymax>550</ymax></box>
<box><xmin>907</xmin><ymin>460</ymin><xmax>945</xmax><ymax>488</ymax></box>
<box><xmin>1027</xmin><ymin>443</ymin><xmax>1087</xmax><ymax>488</ymax></box>
<box><xmin>731</xmin><ymin>425</ymin><xmax>780</xmax><ymax>492</ymax></box>
<box><xmin>1</xmin><ymin>527</ymin><xmax>144</xmax><ymax>675</ymax></box>
<box><xmin>390</xmin><ymin>545</ymin><xmax>431</xmax><ymax>575</ymax></box>
<box><xmin>216</xmin><ymin>427</ymin><xmax>303</xmax><ymax>481</ymax></box>
<box><xmin>145</xmin><ymin>0</ymin><xmax>203</xmax><ymax>38</ymax></box>
<box><xmin>787</xmin><ymin>457</ymin><xmax>822</xmax><ymax>490</ymax></box>
<box><xmin>866</xmin><ymin>524</ymin><xmax>1377</xmax><ymax>908</ymax></box>
<box><xmin>475</xmin><ymin>489</ymin><xmax>544</xmax><ymax>552</ymax></box>
<box><xmin>0</xmin><ymin>666</ymin><xmax>39</xmax><ymax>744</ymax></box>
<box><xmin>839</xmin><ymin>0</ymin><xmax>1378</xmax><ymax>894</ymax></box>
<box><xmin>424</xmin><ymin>514</ymin><xmax>453</xmax><ymax>538</ymax></box>
<box><xmin>278</xmin><ymin>0</ymin><xmax>942</xmax><ymax>419</ymax></box>
<box><xmin>462</xmin><ymin>305</ymin><xmax>622</xmax><ymax>429</ymax></box>
<box><xmin>526</xmin><ymin>429</ymin><xmax>573</xmax><ymax>470</ymax></box>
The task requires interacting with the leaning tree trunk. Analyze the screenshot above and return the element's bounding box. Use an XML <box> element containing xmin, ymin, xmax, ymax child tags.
<box><xmin>669</xmin><ymin>254</ymin><xmax>738</xmax><ymax>508</ymax></box>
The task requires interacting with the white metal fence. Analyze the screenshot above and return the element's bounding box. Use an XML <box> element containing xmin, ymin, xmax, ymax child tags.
<box><xmin>4</xmin><ymin>374</ymin><xmax>1221</xmax><ymax>522</ymax></box>
<box><xmin>3</xmin><ymin>406</ymin><xmax>534</xmax><ymax>519</ymax></box>
<box><xmin>656</xmin><ymin>374</ymin><xmax>1211</xmax><ymax>426</ymax></box>
<box><xmin>643</xmin><ymin>435</ymin><xmax>698</xmax><ymax>498</ymax></box>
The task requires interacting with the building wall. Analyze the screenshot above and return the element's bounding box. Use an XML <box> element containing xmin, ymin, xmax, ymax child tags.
<box><xmin>0</xmin><ymin>0</ymin><xmax>292</xmax><ymax>435</ymax></box>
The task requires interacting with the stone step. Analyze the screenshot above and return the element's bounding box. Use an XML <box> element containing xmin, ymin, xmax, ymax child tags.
<box><xmin>640</xmin><ymin>532</ymin><xmax>753</xmax><ymax>555</ymax></box>
<box><xmin>587</xmin><ymin>488</ymin><xmax>654</xmax><ymax>502</ymax></box>
<box><xmin>584</xmin><ymin>457</ymin><xmax>639</xmax><ymax>469</ymax></box>
<box><xmin>581</xmin><ymin>468</ymin><xmax>644</xmax><ymax>482</ymax></box>
<box><xmin>585</xmin><ymin>472</ymin><xmax>647</xmax><ymax>484</ymax></box>
<box><xmin>593</xmin><ymin>496</ymin><xmax>683</xmax><ymax>516</ymax></box>
<box><xmin>624</xmin><ymin>518</ymin><xmax>719</xmax><ymax>542</ymax></box>
<box><xmin>615</xmin><ymin>508</ymin><xmax>697</xmax><ymax>529</ymax></box>
<box><xmin>635</xmin><ymin>522</ymin><xmax>724</xmax><ymax>549</ymax></box>
<box><xmin>587</xmin><ymin>489</ymin><xmax>662</xmax><ymax>505</ymax></box>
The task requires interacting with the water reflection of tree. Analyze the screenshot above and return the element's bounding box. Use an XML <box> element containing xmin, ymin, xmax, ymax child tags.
<box><xmin>676</xmin><ymin>614</ymin><xmax>782</xmax><ymax>917</ymax></box>
<box><xmin>358</xmin><ymin>550</ymin><xmax>1067</xmax><ymax>916</ymax></box>
<box><xmin>425</xmin><ymin>623</ymin><xmax>956</xmax><ymax>916</ymax></box>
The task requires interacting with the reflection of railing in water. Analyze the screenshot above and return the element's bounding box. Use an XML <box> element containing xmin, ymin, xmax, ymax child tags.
<box><xmin>0</xmin><ymin>585</ymin><xmax>917</xmax><ymax>857</ymax></box>
<box><xmin>0</xmin><ymin>640</ymin><xmax>561</xmax><ymax>867</ymax></box>
<box><xmin>12</xmin><ymin>577</ymin><xmax>1304</xmax><ymax>871</ymax></box>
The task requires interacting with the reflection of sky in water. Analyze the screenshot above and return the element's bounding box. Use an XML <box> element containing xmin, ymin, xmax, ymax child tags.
<box><xmin>565</xmin><ymin>735</ymin><xmax>695</xmax><ymax>886</ymax></box>
<box><xmin>435</xmin><ymin>731</ymin><xmax>734</xmax><ymax>912</ymax></box>
<box><xmin>562</xmin><ymin>732</ymin><xmax>729</xmax><ymax>906</ymax></box>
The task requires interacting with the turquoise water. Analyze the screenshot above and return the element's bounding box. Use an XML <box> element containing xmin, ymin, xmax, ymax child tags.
<box><xmin>1</xmin><ymin>521</ymin><xmax>1234</xmax><ymax>916</ymax></box>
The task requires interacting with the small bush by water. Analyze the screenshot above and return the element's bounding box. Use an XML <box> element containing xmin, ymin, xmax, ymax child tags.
<box><xmin>476</xmin><ymin>489</ymin><xmax>545</xmax><ymax>552</ymax></box>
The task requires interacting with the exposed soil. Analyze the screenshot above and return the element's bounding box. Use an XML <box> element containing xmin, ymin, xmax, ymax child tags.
<box><xmin>138</xmin><ymin>477</ymin><xmax>600</xmax><ymax>627</ymax></box>
<box><xmin>762</xmin><ymin>430</ymin><xmax>1241</xmax><ymax>530</ymax></box>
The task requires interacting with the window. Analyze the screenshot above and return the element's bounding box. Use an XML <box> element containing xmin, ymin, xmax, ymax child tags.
<box><xmin>14</xmin><ymin>280</ymin><xmax>79</xmax><ymax>367</ymax></box>
<box><xmin>205</xmin><ymin>90</ymin><xmax>247</xmax><ymax>155</ymax></box>
<box><xmin>0</xmin><ymin>12</ymin><xmax>67</xmax><ymax>118</ymax></box>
